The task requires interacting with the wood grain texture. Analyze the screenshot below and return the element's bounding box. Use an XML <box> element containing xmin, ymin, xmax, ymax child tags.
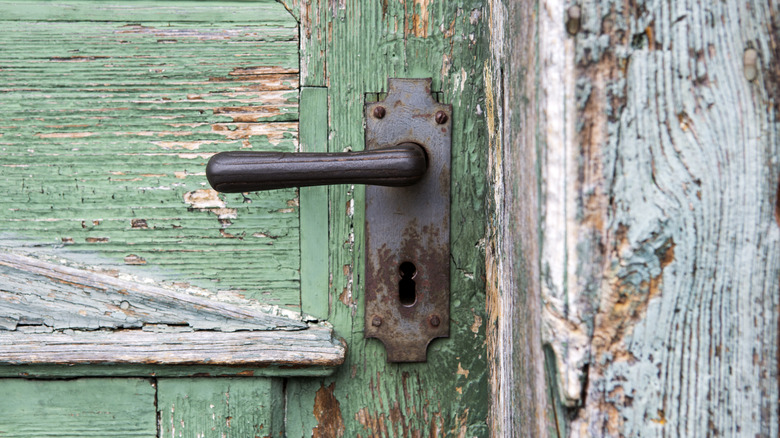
<box><xmin>0</xmin><ymin>251</ymin><xmax>345</xmax><ymax>375</ymax></box>
<box><xmin>0</xmin><ymin>0</ymin><xmax>302</xmax><ymax>309</ymax></box>
<box><xmin>484</xmin><ymin>1</ymin><xmax>549</xmax><ymax>436</ymax></box>
<box><xmin>0</xmin><ymin>325</ymin><xmax>344</xmax><ymax>369</ymax></box>
<box><xmin>286</xmin><ymin>1</ymin><xmax>490</xmax><ymax>436</ymax></box>
<box><xmin>158</xmin><ymin>377</ymin><xmax>285</xmax><ymax>438</ymax></box>
<box><xmin>0</xmin><ymin>378</ymin><xmax>156</xmax><ymax>437</ymax></box>
<box><xmin>298</xmin><ymin>0</ymin><xmax>326</xmax><ymax>87</ymax></box>
<box><xmin>0</xmin><ymin>251</ymin><xmax>305</xmax><ymax>331</ymax></box>
<box><xmin>533</xmin><ymin>0</ymin><xmax>780</xmax><ymax>436</ymax></box>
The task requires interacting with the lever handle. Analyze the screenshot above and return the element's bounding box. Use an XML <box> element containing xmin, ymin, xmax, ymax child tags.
<box><xmin>206</xmin><ymin>143</ymin><xmax>427</xmax><ymax>193</ymax></box>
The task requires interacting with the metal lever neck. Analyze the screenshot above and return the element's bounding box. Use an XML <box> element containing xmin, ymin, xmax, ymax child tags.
<box><xmin>206</xmin><ymin>143</ymin><xmax>427</xmax><ymax>193</ymax></box>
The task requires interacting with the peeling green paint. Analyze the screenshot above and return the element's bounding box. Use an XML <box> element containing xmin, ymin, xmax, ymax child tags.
<box><xmin>286</xmin><ymin>1</ymin><xmax>490</xmax><ymax>436</ymax></box>
<box><xmin>0</xmin><ymin>0</ymin><xmax>302</xmax><ymax>308</ymax></box>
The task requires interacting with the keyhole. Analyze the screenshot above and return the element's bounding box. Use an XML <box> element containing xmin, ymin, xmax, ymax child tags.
<box><xmin>398</xmin><ymin>261</ymin><xmax>417</xmax><ymax>306</ymax></box>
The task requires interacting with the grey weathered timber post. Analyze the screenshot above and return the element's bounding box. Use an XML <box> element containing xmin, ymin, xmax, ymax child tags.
<box><xmin>486</xmin><ymin>0</ymin><xmax>780</xmax><ymax>436</ymax></box>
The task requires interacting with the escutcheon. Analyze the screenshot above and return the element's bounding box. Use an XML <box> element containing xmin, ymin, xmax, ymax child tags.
<box><xmin>364</xmin><ymin>78</ymin><xmax>451</xmax><ymax>362</ymax></box>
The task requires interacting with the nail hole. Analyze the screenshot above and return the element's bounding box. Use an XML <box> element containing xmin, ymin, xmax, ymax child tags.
<box><xmin>398</xmin><ymin>261</ymin><xmax>417</xmax><ymax>307</ymax></box>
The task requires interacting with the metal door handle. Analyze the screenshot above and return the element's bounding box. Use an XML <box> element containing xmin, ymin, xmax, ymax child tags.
<box><xmin>203</xmin><ymin>78</ymin><xmax>451</xmax><ymax>363</ymax></box>
<box><xmin>206</xmin><ymin>143</ymin><xmax>427</xmax><ymax>193</ymax></box>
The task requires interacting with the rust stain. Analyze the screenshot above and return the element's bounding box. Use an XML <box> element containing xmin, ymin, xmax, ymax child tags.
<box><xmin>587</xmin><ymin>234</ymin><xmax>675</xmax><ymax>434</ymax></box>
<box><xmin>312</xmin><ymin>383</ymin><xmax>345</xmax><ymax>438</ymax></box>
<box><xmin>593</xmin><ymin>237</ymin><xmax>675</xmax><ymax>361</ymax></box>
<box><xmin>429</xmin><ymin>412</ymin><xmax>443</xmax><ymax>437</ymax></box>
<box><xmin>645</xmin><ymin>26</ymin><xmax>655</xmax><ymax>51</ymax></box>
<box><xmin>85</xmin><ymin>237</ymin><xmax>109</xmax><ymax>243</ymax></box>
<box><xmin>405</xmin><ymin>0</ymin><xmax>431</xmax><ymax>38</ymax></box>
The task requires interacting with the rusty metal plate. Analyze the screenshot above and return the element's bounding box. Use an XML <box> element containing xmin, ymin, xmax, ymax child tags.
<box><xmin>364</xmin><ymin>78</ymin><xmax>451</xmax><ymax>362</ymax></box>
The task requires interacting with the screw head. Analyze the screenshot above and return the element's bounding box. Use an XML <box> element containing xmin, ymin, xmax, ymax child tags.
<box><xmin>429</xmin><ymin>315</ymin><xmax>441</xmax><ymax>327</ymax></box>
<box><xmin>372</xmin><ymin>316</ymin><xmax>383</xmax><ymax>327</ymax></box>
<box><xmin>435</xmin><ymin>111</ymin><xmax>448</xmax><ymax>124</ymax></box>
<box><xmin>566</xmin><ymin>5</ymin><xmax>581</xmax><ymax>35</ymax></box>
<box><xmin>373</xmin><ymin>106</ymin><xmax>386</xmax><ymax>119</ymax></box>
<box><xmin>743</xmin><ymin>48</ymin><xmax>759</xmax><ymax>81</ymax></box>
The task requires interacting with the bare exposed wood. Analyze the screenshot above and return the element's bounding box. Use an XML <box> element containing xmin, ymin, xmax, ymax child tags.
<box><xmin>485</xmin><ymin>1</ymin><xmax>549</xmax><ymax>436</ymax></box>
<box><xmin>0</xmin><ymin>250</ymin><xmax>346</xmax><ymax>375</ymax></box>
<box><xmin>0</xmin><ymin>250</ymin><xmax>305</xmax><ymax>331</ymax></box>
<box><xmin>0</xmin><ymin>325</ymin><xmax>344</xmax><ymax>369</ymax></box>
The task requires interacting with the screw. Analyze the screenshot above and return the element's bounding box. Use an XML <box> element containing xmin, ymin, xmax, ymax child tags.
<box><xmin>429</xmin><ymin>315</ymin><xmax>441</xmax><ymax>327</ymax></box>
<box><xmin>372</xmin><ymin>316</ymin><xmax>383</xmax><ymax>327</ymax></box>
<box><xmin>566</xmin><ymin>5</ymin><xmax>581</xmax><ymax>36</ymax></box>
<box><xmin>743</xmin><ymin>48</ymin><xmax>759</xmax><ymax>82</ymax></box>
<box><xmin>373</xmin><ymin>106</ymin><xmax>386</xmax><ymax>119</ymax></box>
<box><xmin>435</xmin><ymin>111</ymin><xmax>448</xmax><ymax>124</ymax></box>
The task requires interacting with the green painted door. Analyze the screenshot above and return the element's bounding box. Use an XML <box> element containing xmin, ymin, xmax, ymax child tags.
<box><xmin>0</xmin><ymin>1</ymin><xmax>488</xmax><ymax>436</ymax></box>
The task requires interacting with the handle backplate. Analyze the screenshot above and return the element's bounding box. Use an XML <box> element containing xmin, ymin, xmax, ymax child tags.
<box><xmin>363</xmin><ymin>78</ymin><xmax>451</xmax><ymax>363</ymax></box>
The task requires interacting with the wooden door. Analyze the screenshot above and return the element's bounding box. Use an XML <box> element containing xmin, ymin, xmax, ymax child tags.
<box><xmin>0</xmin><ymin>1</ymin><xmax>489</xmax><ymax>437</ymax></box>
<box><xmin>485</xmin><ymin>1</ymin><xmax>780</xmax><ymax>437</ymax></box>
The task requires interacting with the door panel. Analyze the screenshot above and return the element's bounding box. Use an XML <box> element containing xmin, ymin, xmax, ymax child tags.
<box><xmin>0</xmin><ymin>0</ymin><xmax>301</xmax><ymax>309</ymax></box>
<box><xmin>0</xmin><ymin>378</ymin><xmax>157</xmax><ymax>437</ymax></box>
<box><xmin>288</xmin><ymin>1</ymin><xmax>490</xmax><ymax>436</ymax></box>
<box><xmin>158</xmin><ymin>377</ymin><xmax>284</xmax><ymax>437</ymax></box>
<box><xmin>0</xmin><ymin>2</ymin><xmax>333</xmax><ymax>436</ymax></box>
<box><xmin>0</xmin><ymin>1</ymin><xmax>491</xmax><ymax>436</ymax></box>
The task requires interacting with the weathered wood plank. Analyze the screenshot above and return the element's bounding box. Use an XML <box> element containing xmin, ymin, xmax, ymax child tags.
<box><xmin>0</xmin><ymin>1</ymin><xmax>302</xmax><ymax>309</ymax></box>
<box><xmin>298</xmin><ymin>0</ymin><xmax>326</xmax><ymax>87</ymax></box>
<box><xmin>158</xmin><ymin>377</ymin><xmax>285</xmax><ymax>437</ymax></box>
<box><xmin>299</xmin><ymin>87</ymin><xmax>330</xmax><ymax>320</ymax></box>
<box><xmin>527</xmin><ymin>0</ymin><xmax>780</xmax><ymax>437</ymax></box>
<box><xmin>286</xmin><ymin>1</ymin><xmax>489</xmax><ymax>436</ymax></box>
<box><xmin>0</xmin><ymin>251</ymin><xmax>345</xmax><ymax>375</ymax></box>
<box><xmin>483</xmin><ymin>0</ymin><xmax>550</xmax><ymax>436</ymax></box>
<box><xmin>278</xmin><ymin>0</ymin><xmax>301</xmax><ymax>22</ymax></box>
<box><xmin>0</xmin><ymin>250</ymin><xmax>305</xmax><ymax>331</ymax></box>
<box><xmin>0</xmin><ymin>1</ymin><xmax>298</xmax><ymax>24</ymax></box>
<box><xmin>0</xmin><ymin>378</ymin><xmax>156</xmax><ymax>437</ymax></box>
<box><xmin>0</xmin><ymin>324</ymin><xmax>344</xmax><ymax>370</ymax></box>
